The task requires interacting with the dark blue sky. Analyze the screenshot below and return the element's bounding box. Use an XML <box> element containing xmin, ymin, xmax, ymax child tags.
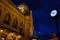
<box><xmin>11</xmin><ymin>0</ymin><xmax>60</xmax><ymax>37</ymax></box>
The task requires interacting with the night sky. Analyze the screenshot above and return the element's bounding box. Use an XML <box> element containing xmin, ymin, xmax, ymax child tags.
<box><xmin>11</xmin><ymin>0</ymin><xmax>60</xmax><ymax>39</ymax></box>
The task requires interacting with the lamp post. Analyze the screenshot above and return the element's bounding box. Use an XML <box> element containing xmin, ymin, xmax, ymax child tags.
<box><xmin>37</xmin><ymin>32</ymin><xmax>41</xmax><ymax>40</ymax></box>
<box><xmin>50</xmin><ymin>9</ymin><xmax>59</xmax><ymax>34</ymax></box>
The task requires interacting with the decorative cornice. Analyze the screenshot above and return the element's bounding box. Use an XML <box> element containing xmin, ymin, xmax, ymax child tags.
<box><xmin>0</xmin><ymin>0</ymin><xmax>25</xmax><ymax>19</ymax></box>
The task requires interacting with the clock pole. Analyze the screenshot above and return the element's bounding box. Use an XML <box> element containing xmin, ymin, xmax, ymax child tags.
<box><xmin>50</xmin><ymin>9</ymin><xmax>59</xmax><ymax>34</ymax></box>
<box><xmin>55</xmin><ymin>18</ymin><xmax>59</xmax><ymax>34</ymax></box>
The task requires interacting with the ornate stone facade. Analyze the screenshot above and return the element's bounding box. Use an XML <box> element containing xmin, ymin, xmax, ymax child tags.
<box><xmin>0</xmin><ymin>0</ymin><xmax>34</xmax><ymax>40</ymax></box>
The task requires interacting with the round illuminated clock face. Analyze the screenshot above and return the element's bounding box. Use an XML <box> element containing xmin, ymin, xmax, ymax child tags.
<box><xmin>50</xmin><ymin>10</ymin><xmax>57</xmax><ymax>17</ymax></box>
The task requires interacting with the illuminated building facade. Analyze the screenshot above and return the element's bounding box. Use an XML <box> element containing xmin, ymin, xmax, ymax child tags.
<box><xmin>0</xmin><ymin>0</ymin><xmax>34</xmax><ymax>40</ymax></box>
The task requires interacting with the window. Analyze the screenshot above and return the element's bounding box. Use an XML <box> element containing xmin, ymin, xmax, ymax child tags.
<box><xmin>4</xmin><ymin>14</ymin><xmax>11</xmax><ymax>25</ymax></box>
<box><xmin>19</xmin><ymin>22</ymin><xmax>23</xmax><ymax>35</ymax></box>
<box><xmin>13</xmin><ymin>19</ymin><xmax>18</xmax><ymax>28</ymax></box>
<box><xmin>0</xmin><ymin>8</ymin><xmax>1</xmax><ymax>15</ymax></box>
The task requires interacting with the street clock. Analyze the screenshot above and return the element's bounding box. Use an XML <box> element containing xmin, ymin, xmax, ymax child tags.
<box><xmin>50</xmin><ymin>10</ymin><xmax>57</xmax><ymax>17</ymax></box>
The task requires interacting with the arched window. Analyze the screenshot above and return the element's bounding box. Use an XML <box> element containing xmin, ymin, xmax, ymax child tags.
<box><xmin>0</xmin><ymin>8</ymin><xmax>1</xmax><ymax>16</ymax></box>
<box><xmin>19</xmin><ymin>22</ymin><xmax>23</xmax><ymax>35</ymax></box>
<box><xmin>4</xmin><ymin>14</ymin><xmax>11</xmax><ymax>25</ymax></box>
<box><xmin>13</xmin><ymin>19</ymin><xmax>18</xmax><ymax>28</ymax></box>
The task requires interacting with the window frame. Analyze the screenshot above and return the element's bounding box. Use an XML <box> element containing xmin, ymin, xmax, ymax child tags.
<box><xmin>0</xmin><ymin>7</ymin><xmax>1</xmax><ymax>16</ymax></box>
<box><xmin>4</xmin><ymin>14</ymin><xmax>11</xmax><ymax>25</ymax></box>
<box><xmin>19</xmin><ymin>22</ymin><xmax>24</xmax><ymax>35</ymax></box>
<box><xmin>12</xmin><ymin>19</ymin><xmax>18</xmax><ymax>29</ymax></box>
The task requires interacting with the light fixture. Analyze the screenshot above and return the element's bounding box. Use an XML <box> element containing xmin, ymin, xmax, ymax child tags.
<box><xmin>11</xmin><ymin>33</ymin><xmax>13</xmax><ymax>36</ymax></box>
<box><xmin>0</xmin><ymin>29</ymin><xmax>3</xmax><ymax>32</ymax></box>
<box><xmin>18</xmin><ymin>35</ymin><xmax>21</xmax><ymax>38</ymax></box>
<box><xmin>1</xmin><ymin>38</ymin><xmax>5</xmax><ymax>40</ymax></box>
<box><xmin>32</xmin><ymin>39</ymin><xmax>37</xmax><ymax>40</ymax></box>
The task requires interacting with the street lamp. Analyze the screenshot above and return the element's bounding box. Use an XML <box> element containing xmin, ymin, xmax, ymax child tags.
<box><xmin>37</xmin><ymin>32</ymin><xmax>41</xmax><ymax>40</ymax></box>
<box><xmin>50</xmin><ymin>9</ymin><xmax>59</xmax><ymax>34</ymax></box>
